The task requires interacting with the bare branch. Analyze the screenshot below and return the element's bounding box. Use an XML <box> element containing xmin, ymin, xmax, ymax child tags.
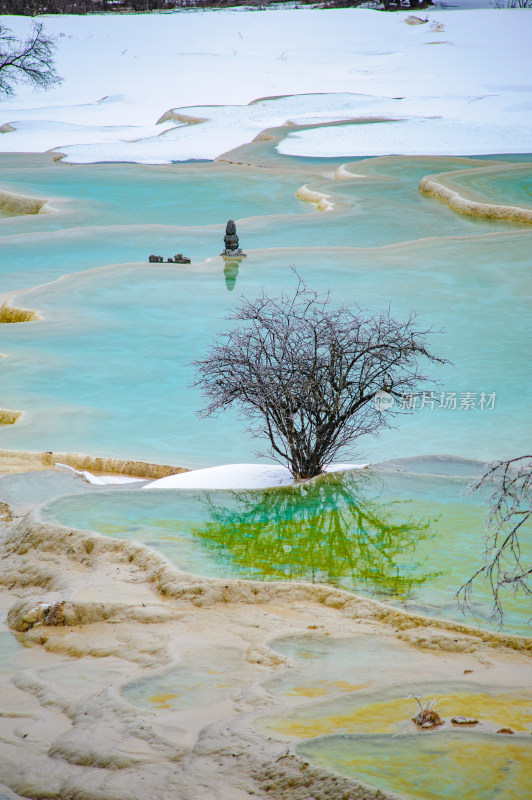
<box><xmin>457</xmin><ymin>455</ymin><xmax>532</xmax><ymax>626</ymax></box>
<box><xmin>0</xmin><ymin>22</ymin><xmax>62</xmax><ymax>97</ymax></box>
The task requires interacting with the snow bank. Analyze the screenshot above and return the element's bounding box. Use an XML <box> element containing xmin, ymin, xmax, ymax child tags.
<box><xmin>0</xmin><ymin>9</ymin><xmax>530</xmax><ymax>162</ymax></box>
<box><xmin>143</xmin><ymin>462</ymin><xmax>294</xmax><ymax>490</ymax></box>
<box><xmin>143</xmin><ymin>462</ymin><xmax>367</xmax><ymax>490</ymax></box>
<box><xmin>52</xmin><ymin>461</ymin><xmax>367</xmax><ymax>490</ymax></box>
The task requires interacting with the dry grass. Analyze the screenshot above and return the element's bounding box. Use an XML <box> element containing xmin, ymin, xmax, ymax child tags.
<box><xmin>0</xmin><ymin>304</ymin><xmax>38</xmax><ymax>323</ymax></box>
<box><xmin>411</xmin><ymin>696</ymin><xmax>444</xmax><ymax>728</ymax></box>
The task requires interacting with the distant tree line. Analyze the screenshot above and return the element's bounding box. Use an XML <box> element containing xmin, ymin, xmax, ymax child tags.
<box><xmin>0</xmin><ymin>0</ymin><xmax>431</xmax><ymax>16</ymax></box>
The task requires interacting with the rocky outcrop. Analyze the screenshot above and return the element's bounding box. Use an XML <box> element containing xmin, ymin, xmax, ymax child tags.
<box><xmin>148</xmin><ymin>254</ymin><xmax>190</xmax><ymax>264</ymax></box>
<box><xmin>221</xmin><ymin>219</ymin><xmax>246</xmax><ymax>257</ymax></box>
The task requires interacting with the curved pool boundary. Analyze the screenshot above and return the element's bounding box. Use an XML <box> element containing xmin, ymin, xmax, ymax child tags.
<box><xmin>419</xmin><ymin>164</ymin><xmax>532</xmax><ymax>224</ymax></box>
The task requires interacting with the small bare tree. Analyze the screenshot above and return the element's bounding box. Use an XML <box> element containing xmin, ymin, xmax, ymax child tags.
<box><xmin>457</xmin><ymin>455</ymin><xmax>532</xmax><ymax>625</ymax></box>
<box><xmin>0</xmin><ymin>22</ymin><xmax>62</xmax><ymax>97</ymax></box>
<box><xmin>195</xmin><ymin>278</ymin><xmax>446</xmax><ymax>480</ymax></box>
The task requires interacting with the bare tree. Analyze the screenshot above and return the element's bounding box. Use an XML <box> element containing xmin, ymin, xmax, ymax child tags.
<box><xmin>0</xmin><ymin>22</ymin><xmax>62</xmax><ymax>97</ymax></box>
<box><xmin>457</xmin><ymin>455</ymin><xmax>532</xmax><ymax>625</ymax></box>
<box><xmin>195</xmin><ymin>277</ymin><xmax>447</xmax><ymax>480</ymax></box>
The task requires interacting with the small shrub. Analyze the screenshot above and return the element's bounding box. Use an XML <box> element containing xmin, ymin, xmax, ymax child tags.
<box><xmin>411</xmin><ymin>696</ymin><xmax>444</xmax><ymax>728</ymax></box>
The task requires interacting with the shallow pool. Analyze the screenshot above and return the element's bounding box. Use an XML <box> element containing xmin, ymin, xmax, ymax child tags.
<box><xmin>40</xmin><ymin>465</ymin><xmax>532</xmax><ymax>634</ymax></box>
<box><xmin>296</xmin><ymin>731</ymin><xmax>532</xmax><ymax>800</ymax></box>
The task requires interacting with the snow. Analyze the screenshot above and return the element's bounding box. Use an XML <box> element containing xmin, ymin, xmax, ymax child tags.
<box><xmin>54</xmin><ymin>463</ymin><xmax>146</xmax><ymax>485</ymax></box>
<box><xmin>0</xmin><ymin>8</ymin><xmax>531</xmax><ymax>161</ymax></box>
<box><xmin>143</xmin><ymin>462</ymin><xmax>367</xmax><ymax>490</ymax></box>
<box><xmin>277</xmin><ymin>116</ymin><xmax>532</xmax><ymax>158</ymax></box>
<box><xmin>52</xmin><ymin>461</ymin><xmax>367</xmax><ymax>490</ymax></box>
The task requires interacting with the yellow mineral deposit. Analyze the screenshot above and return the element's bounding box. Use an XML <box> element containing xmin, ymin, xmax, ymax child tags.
<box><xmin>148</xmin><ymin>693</ymin><xmax>180</xmax><ymax>709</ymax></box>
<box><xmin>0</xmin><ymin>410</ymin><xmax>21</xmax><ymax>425</ymax></box>
<box><xmin>0</xmin><ymin>304</ymin><xmax>38</xmax><ymax>323</ymax></box>
<box><xmin>0</xmin><ymin>189</ymin><xmax>50</xmax><ymax>216</ymax></box>
<box><xmin>286</xmin><ymin>681</ymin><xmax>368</xmax><ymax>698</ymax></box>
<box><xmin>262</xmin><ymin>690</ymin><xmax>532</xmax><ymax>739</ymax></box>
<box><xmin>295</xmin><ymin>184</ymin><xmax>334</xmax><ymax>212</ymax></box>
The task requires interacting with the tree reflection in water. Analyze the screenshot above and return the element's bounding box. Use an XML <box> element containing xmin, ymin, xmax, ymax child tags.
<box><xmin>192</xmin><ymin>471</ymin><xmax>440</xmax><ymax>600</ymax></box>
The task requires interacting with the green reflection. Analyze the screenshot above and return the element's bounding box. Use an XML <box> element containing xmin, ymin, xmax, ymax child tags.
<box><xmin>39</xmin><ymin>465</ymin><xmax>532</xmax><ymax>632</ymax></box>
<box><xmin>223</xmin><ymin>259</ymin><xmax>240</xmax><ymax>291</ymax></box>
<box><xmin>192</xmin><ymin>472</ymin><xmax>438</xmax><ymax>599</ymax></box>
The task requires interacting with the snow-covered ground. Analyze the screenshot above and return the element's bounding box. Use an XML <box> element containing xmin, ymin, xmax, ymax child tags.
<box><xmin>1</xmin><ymin>7</ymin><xmax>531</xmax><ymax>161</ymax></box>
<box><xmin>143</xmin><ymin>462</ymin><xmax>366</xmax><ymax>489</ymax></box>
<box><xmin>54</xmin><ymin>462</ymin><xmax>367</xmax><ymax>489</ymax></box>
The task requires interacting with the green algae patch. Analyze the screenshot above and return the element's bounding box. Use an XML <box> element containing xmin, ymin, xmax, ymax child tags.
<box><xmin>297</xmin><ymin>732</ymin><xmax>532</xmax><ymax>800</ymax></box>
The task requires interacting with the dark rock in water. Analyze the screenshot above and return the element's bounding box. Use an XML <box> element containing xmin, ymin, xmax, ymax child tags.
<box><xmin>222</xmin><ymin>219</ymin><xmax>246</xmax><ymax>257</ymax></box>
<box><xmin>224</xmin><ymin>219</ymin><xmax>239</xmax><ymax>252</ymax></box>
<box><xmin>497</xmin><ymin>728</ymin><xmax>515</xmax><ymax>734</ymax></box>
<box><xmin>149</xmin><ymin>253</ymin><xmax>189</xmax><ymax>264</ymax></box>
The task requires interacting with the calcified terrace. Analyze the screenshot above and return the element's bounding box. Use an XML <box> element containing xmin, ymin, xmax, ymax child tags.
<box><xmin>1</xmin><ymin>7</ymin><xmax>532</xmax><ymax>796</ymax></box>
<box><xmin>0</xmin><ymin>467</ymin><xmax>531</xmax><ymax>800</ymax></box>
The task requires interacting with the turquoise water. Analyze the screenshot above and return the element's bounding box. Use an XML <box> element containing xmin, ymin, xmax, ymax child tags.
<box><xmin>40</xmin><ymin>467</ymin><xmax>532</xmax><ymax>634</ymax></box>
<box><xmin>258</xmin><ymin>638</ymin><xmax>532</xmax><ymax>799</ymax></box>
<box><xmin>0</xmin><ymin>631</ymin><xmax>23</xmax><ymax>669</ymax></box>
<box><xmin>0</xmin><ymin>156</ymin><xmax>312</xmax><ymax>232</ymax></box>
<box><xmin>260</xmin><ymin>673</ymin><xmax>532</xmax><ymax>739</ymax></box>
<box><xmin>1</xmin><ymin>153</ymin><xmax>531</xmax><ymax>467</ymax></box>
<box><xmin>0</xmin><ymin>236</ymin><xmax>529</xmax><ymax>465</ymax></box>
<box><xmin>1</xmin><ymin>154</ymin><xmax>527</xmax><ymax>293</ymax></box>
<box><xmin>437</xmin><ymin>163</ymin><xmax>532</xmax><ymax>209</ymax></box>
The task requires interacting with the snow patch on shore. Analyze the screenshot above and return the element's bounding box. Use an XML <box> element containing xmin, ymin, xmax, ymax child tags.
<box><xmin>144</xmin><ymin>462</ymin><xmax>367</xmax><ymax>490</ymax></box>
